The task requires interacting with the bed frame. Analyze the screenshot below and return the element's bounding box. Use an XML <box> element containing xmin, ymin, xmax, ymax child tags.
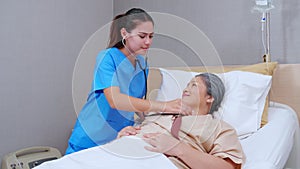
<box><xmin>147</xmin><ymin>63</ymin><xmax>300</xmax><ymax>123</ymax></box>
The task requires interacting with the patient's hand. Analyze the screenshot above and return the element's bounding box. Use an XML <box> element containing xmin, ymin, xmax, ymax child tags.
<box><xmin>117</xmin><ymin>126</ymin><xmax>141</xmax><ymax>138</ymax></box>
<box><xmin>143</xmin><ymin>133</ymin><xmax>182</xmax><ymax>156</ymax></box>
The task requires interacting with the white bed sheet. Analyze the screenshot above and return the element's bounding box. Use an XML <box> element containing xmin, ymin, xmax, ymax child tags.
<box><xmin>34</xmin><ymin>102</ymin><xmax>298</xmax><ymax>169</ymax></box>
<box><xmin>241</xmin><ymin>102</ymin><xmax>299</xmax><ymax>169</ymax></box>
<box><xmin>34</xmin><ymin>136</ymin><xmax>177</xmax><ymax>169</ymax></box>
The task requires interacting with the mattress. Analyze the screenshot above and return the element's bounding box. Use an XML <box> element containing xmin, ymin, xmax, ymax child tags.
<box><xmin>33</xmin><ymin>102</ymin><xmax>298</xmax><ymax>169</ymax></box>
<box><xmin>240</xmin><ymin>102</ymin><xmax>299</xmax><ymax>169</ymax></box>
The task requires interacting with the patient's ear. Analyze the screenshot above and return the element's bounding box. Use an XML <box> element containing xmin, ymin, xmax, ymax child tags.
<box><xmin>206</xmin><ymin>96</ymin><xmax>214</xmax><ymax>103</ymax></box>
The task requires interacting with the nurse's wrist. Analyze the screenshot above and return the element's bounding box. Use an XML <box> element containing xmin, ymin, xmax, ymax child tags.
<box><xmin>158</xmin><ymin>101</ymin><xmax>166</xmax><ymax>112</ymax></box>
<box><xmin>149</xmin><ymin>100</ymin><xmax>165</xmax><ymax>113</ymax></box>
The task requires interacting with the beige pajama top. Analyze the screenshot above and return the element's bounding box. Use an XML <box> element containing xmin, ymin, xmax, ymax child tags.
<box><xmin>137</xmin><ymin>114</ymin><xmax>245</xmax><ymax>169</ymax></box>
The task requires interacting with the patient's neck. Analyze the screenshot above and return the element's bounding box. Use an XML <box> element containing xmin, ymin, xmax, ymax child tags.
<box><xmin>191</xmin><ymin>106</ymin><xmax>209</xmax><ymax>115</ymax></box>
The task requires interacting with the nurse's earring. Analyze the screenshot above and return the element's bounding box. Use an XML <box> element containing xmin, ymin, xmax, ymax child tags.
<box><xmin>122</xmin><ymin>35</ymin><xmax>127</xmax><ymax>46</ymax></box>
<box><xmin>121</xmin><ymin>33</ymin><xmax>128</xmax><ymax>45</ymax></box>
<box><xmin>122</xmin><ymin>35</ymin><xmax>128</xmax><ymax>41</ymax></box>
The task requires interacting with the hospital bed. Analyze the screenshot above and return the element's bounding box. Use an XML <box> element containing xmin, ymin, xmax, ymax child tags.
<box><xmin>34</xmin><ymin>62</ymin><xmax>299</xmax><ymax>169</ymax></box>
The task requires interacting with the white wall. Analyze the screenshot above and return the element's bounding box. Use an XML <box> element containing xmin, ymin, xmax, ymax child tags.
<box><xmin>114</xmin><ymin>0</ymin><xmax>300</xmax><ymax>67</ymax></box>
<box><xmin>0</xmin><ymin>0</ymin><xmax>113</xmax><ymax>166</ymax></box>
<box><xmin>1</xmin><ymin>0</ymin><xmax>299</xmax><ymax>167</ymax></box>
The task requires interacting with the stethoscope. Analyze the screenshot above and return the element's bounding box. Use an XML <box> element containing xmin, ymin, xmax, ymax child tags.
<box><xmin>136</xmin><ymin>57</ymin><xmax>148</xmax><ymax>99</ymax></box>
<box><xmin>122</xmin><ymin>36</ymin><xmax>148</xmax><ymax>100</ymax></box>
<box><xmin>122</xmin><ymin>36</ymin><xmax>149</xmax><ymax>123</ymax></box>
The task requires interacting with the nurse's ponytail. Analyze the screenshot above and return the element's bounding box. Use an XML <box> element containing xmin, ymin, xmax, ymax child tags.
<box><xmin>107</xmin><ymin>8</ymin><xmax>154</xmax><ymax>49</ymax></box>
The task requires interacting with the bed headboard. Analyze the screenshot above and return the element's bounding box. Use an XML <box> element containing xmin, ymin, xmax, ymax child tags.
<box><xmin>269</xmin><ymin>64</ymin><xmax>300</xmax><ymax>123</ymax></box>
<box><xmin>147</xmin><ymin>63</ymin><xmax>300</xmax><ymax>123</ymax></box>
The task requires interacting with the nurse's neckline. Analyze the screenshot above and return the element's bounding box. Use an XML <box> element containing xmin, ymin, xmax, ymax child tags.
<box><xmin>116</xmin><ymin>47</ymin><xmax>138</xmax><ymax>69</ymax></box>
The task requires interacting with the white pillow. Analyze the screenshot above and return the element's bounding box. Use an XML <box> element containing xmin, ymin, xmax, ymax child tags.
<box><xmin>156</xmin><ymin>68</ymin><xmax>272</xmax><ymax>136</ymax></box>
<box><xmin>155</xmin><ymin>69</ymin><xmax>198</xmax><ymax>101</ymax></box>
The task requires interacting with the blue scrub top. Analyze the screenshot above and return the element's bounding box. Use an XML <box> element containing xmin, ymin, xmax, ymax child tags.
<box><xmin>68</xmin><ymin>47</ymin><xmax>148</xmax><ymax>150</ymax></box>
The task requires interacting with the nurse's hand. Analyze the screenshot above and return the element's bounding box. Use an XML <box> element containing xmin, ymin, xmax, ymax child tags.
<box><xmin>117</xmin><ymin>126</ymin><xmax>141</xmax><ymax>138</ymax></box>
<box><xmin>163</xmin><ymin>99</ymin><xmax>182</xmax><ymax>113</ymax></box>
<box><xmin>163</xmin><ymin>99</ymin><xmax>193</xmax><ymax>116</ymax></box>
<box><xmin>180</xmin><ymin>100</ymin><xmax>194</xmax><ymax>115</ymax></box>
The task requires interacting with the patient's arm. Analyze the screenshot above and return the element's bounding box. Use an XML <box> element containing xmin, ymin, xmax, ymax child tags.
<box><xmin>173</xmin><ymin>142</ymin><xmax>237</xmax><ymax>169</ymax></box>
<box><xmin>117</xmin><ymin>126</ymin><xmax>141</xmax><ymax>138</ymax></box>
<box><xmin>143</xmin><ymin>133</ymin><xmax>237</xmax><ymax>169</ymax></box>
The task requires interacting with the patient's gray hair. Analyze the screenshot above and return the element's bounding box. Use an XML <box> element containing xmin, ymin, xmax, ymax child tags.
<box><xmin>195</xmin><ymin>73</ymin><xmax>225</xmax><ymax>114</ymax></box>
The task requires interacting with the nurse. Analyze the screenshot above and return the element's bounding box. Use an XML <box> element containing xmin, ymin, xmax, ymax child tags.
<box><xmin>66</xmin><ymin>8</ymin><xmax>185</xmax><ymax>154</ymax></box>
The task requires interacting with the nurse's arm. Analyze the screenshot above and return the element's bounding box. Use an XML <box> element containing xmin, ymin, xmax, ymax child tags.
<box><xmin>103</xmin><ymin>86</ymin><xmax>182</xmax><ymax>113</ymax></box>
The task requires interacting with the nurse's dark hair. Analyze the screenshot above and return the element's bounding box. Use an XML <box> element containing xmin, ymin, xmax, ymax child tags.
<box><xmin>195</xmin><ymin>73</ymin><xmax>225</xmax><ymax>114</ymax></box>
<box><xmin>107</xmin><ymin>8</ymin><xmax>154</xmax><ymax>49</ymax></box>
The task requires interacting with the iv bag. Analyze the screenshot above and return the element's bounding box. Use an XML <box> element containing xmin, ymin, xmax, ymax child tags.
<box><xmin>252</xmin><ymin>0</ymin><xmax>275</xmax><ymax>13</ymax></box>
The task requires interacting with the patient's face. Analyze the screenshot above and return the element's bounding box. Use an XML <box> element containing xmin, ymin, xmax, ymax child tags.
<box><xmin>182</xmin><ymin>77</ymin><xmax>209</xmax><ymax>113</ymax></box>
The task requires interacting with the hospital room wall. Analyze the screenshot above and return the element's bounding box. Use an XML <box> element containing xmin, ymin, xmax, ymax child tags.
<box><xmin>0</xmin><ymin>0</ymin><xmax>113</xmax><ymax>166</ymax></box>
<box><xmin>0</xmin><ymin>0</ymin><xmax>298</xmax><ymax>166</ymax></box>
<box><xmin>114</xmin><ymin>0</ymin><xmax>300</xmax><ymax>67</ymax></box>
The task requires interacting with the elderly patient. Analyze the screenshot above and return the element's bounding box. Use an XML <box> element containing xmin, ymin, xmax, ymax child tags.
<box><xmin>118</xmin><ymin>73</ymin><xmax>245</xmax><ymax>169</ymax></box>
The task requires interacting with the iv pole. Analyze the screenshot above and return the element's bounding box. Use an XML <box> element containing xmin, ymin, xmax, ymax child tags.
<box><xmin>263</xmin><ymin>12</ymin><xmax>271</xmax><ymax>62</ymax></box>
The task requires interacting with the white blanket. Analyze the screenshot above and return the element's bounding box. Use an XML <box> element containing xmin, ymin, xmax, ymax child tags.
<box><xmin>240</xmin><ymin>102</ymin><xmax>299</xmax><ymax>169</ymax></box>
<box><xmin>34</xmin><ymin>136</ymin><xmax>177</xmax><ymax>169</ymax></box>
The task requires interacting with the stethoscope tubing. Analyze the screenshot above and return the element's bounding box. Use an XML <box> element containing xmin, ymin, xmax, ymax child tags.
<box><xmin>145</xmin><ymin>113</ymin><xmax>184</xmax><ymax>117</ymax></box>
<box><xmin>135</xmin><ymin>57</ymin><xmax>148</xmax><ymax>99</ymax></box>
